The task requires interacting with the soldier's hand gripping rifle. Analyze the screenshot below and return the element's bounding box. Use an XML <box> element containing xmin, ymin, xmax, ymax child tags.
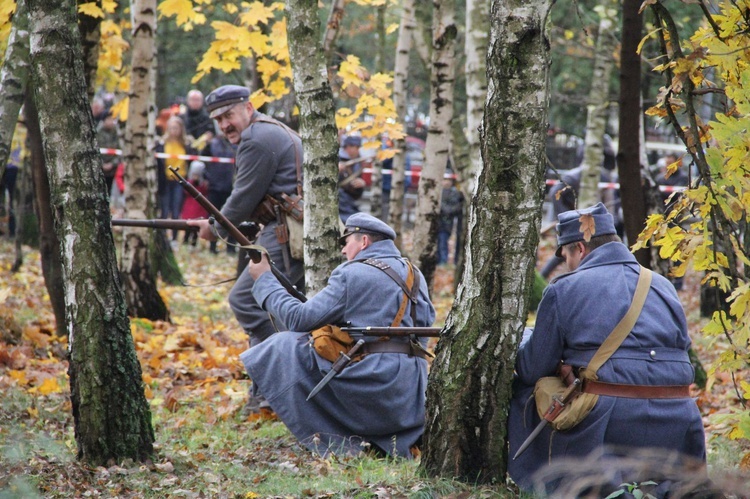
<box><xmin>169</xmin><ymin>166</ymin><xmax>307</xmax><ymax>302</ymax></box>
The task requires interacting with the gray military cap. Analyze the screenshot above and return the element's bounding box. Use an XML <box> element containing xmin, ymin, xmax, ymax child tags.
<box><xmin>205</xmin><ymin>85</ymin><xmax>250</xmax><ymax>119</ymax></box>
<box><xmin>555</xmin><ymin>202</ymin><xmax>616</xmax><ymax>257</ymax></box>
<box><xmin>339</xmin><ymin>213</ymin><xmax>397</xmax><ymax>244</ymax></box>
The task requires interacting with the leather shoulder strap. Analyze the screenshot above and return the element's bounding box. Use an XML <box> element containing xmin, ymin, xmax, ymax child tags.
<box><xmin>586</xmin><ymin>267</ymin><xmax>653</xmax><ymax>374</ymax></box>
<box><xmin>250</xmin><ymin>114</ymin><xmax>303</xmax><ymax>197</ymax></box>
<box><xmin>359</xmin><ymin>258</ymin><xmax>417</xmax><ymax>327</ymax></box>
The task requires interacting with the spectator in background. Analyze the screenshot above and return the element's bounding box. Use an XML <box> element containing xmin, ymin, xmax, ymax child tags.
<box><xmin>156</xmin><ymin>115</ymin><xmax>197</xmax><ymax>243</ymax></box>
<box><xmin>181</xmin><ymin>161</ymin><xmax>209</xmax><ymax>248</ymax></box>
<box><xmin>437</xmin><ymin>172</ymin><xmax>465</xmax><ymax>265</ymax></box>
<box><xmin>181</xmin><ymin>90</ymin><xmax>214</xmax><ymax>144</ymax></box>
<box><xmin>204</xmin><ymin>132</ymin><xmax>238</xmax><ymax>254</ymax></box>
<box><xmin>338</xmin><ymin>135</ymin><xmax>366</xmax><ymax>222</ymax></box>
<box><xmin>91</xmin><ymin>97</ymin><xmax>107</xmax><ymax>127</ymax></box>
<box><xmin>1</xmin><ymin>118</ymin><xmax>26</xmax><ymax>237</ymax></box>
<box><xmin>96</xmin><ymin>114</ymin><xmax>121</xmax><ymax>199</ymax></box>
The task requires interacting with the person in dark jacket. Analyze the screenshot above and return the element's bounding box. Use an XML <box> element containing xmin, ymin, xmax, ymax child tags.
<box><xmin>338</xmin><ymin>135</ymin><xmax>366</xmax><ymax>222</ymax></box>
<box><xmin>181</xmin><ymin>89</ymin><xmax>215</xmax><ymax>142</ymax></box>
<box><xmin>508</xmin><ymin>203</ymin><xmax>706</xmax><ymax>492</ymax></box>
<box><xmin>203</xmin><ymin>133</ymin><xmax>238</xmax><ymax>253</ymax></box>
<box><xmin>437</xmin><ymin>173</ymin><xmax>464</xmax><ymax>265</ymax></box>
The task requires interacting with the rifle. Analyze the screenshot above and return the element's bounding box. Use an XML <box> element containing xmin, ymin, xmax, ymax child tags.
<box><xmin>340</xmin><ymin>326</ymin><xmax>441</xmax><ymax>337</ymax></box>
<box><xmin>338</xmin><ymin>156</ymin><xmax>370</xmax><ymax>188</ymax></box>
<box><xmin>169</xmin><ymin>166</ymin><xmax>307</xmax><ymax>302</ymax></box>
<box><xmin>111</xmin><ymin>218</ymin><xmax>261</xmax><ymax>240</ymax></box>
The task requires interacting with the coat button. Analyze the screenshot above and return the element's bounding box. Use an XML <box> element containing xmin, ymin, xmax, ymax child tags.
<box><xmin>650</xmin><ymin>350</ymin><xmax>656</xmax><ymax>358</ymax></box>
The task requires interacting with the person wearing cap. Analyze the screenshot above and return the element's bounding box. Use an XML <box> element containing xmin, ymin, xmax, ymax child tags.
<box><xmin>507</xmin><ymin>203</ymin><xmax>705</xmax><ymax>490</ymax></box>
<box><xmin>188</xmin><ymin>85</ymin><xmax>305</xmax><ymax>413</ymax></box>
<box><xmin>239</xmin><ymin>212</ymin><xmax>436</xmax><ymax>457</ymax></box>
<box><xmin>338</xmin><ymin>135</ymin><xmax>367</xmax><ymax>222</ymax></box>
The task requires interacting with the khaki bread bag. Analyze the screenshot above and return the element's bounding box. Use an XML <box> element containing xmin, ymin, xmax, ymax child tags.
<box><xmin>533</xmin><ymin>268</ymin><xmax>652</xmax><ymax>431</ymax></box>
<box><xmin>310</xmin><ymin>260</ymin><xmax>417</xmax><ymax>362</ymax></box>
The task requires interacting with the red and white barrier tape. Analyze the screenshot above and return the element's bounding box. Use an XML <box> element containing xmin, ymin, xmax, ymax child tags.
<box><xmin>100</xmin><ymin>148</ymin><xmax>235</xmax><ymax>164</ymax></box>
<box><xmin>544</xmin><ymin>178</ymin><xmax>686</xmax><ymax>193</ymax></box>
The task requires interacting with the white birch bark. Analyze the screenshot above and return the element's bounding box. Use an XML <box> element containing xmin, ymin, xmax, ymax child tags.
<box><xmin>286</xmin><ymin>0</ymin><xmax>342</xmax><ymax>294</ymax></box>
<box><xmin>388</xmin><ymin>0</ymin><xmax>416</xmax><ymax>245</ymax></box>
<box><xmin>578</xmin><ymin>1</ymin><xmax>618</xmax><ymax>208</ymax></box>
<box><xmin>28</xmin><ymin>0</ymin><xmax>153</xmax><ymax>464</ymax></box>
<box><xmin>463</xmin><ymin>0</ymin><xmax>489</xmax><ymax>198</ymax></box>
<box><xmin>120</xmin><ymin>0</ymin><xmax>168</xmax><ymax>320</ymax></box>
<box><xmin>0</xmin><ymin>0</ymin><xmax>30</xmax><ymax>180</ymax></box>
<box><xmin>322</xmin><ymin>0</ymin><xmax>345</xmax><ymax>64</ymax></box>
<box><xmin>422</xmin><ymin>0</ymin><xmax>554</xmax><ymax>481</ymax></box>
<box><xmin>412</xmin><ymin>0</ymin><xmax>458</xmax><ymax>287</ymax></box>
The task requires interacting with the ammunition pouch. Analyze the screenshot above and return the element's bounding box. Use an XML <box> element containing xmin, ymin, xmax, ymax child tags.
<box><xmin>249</xmin><ymin>194</ymin><xmax>304</xmax><ymax>260</ymax></box>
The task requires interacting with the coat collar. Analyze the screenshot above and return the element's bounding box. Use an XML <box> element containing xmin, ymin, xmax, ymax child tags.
<box><xmin>577</xmin><ymin>241</ymin><xmax>639</xmax><ymax>271</ymax></box>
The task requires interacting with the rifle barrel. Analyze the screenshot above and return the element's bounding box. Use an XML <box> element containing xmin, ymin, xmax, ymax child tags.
<box><xmin>111</xmin><ymin>219</ymin><xmax>199</xmax><ymax>231</ymax></box>
<box><xmin>340</xmin><ymin>327</ymin><xmax>441</xmax><ymax>337</ymax></box>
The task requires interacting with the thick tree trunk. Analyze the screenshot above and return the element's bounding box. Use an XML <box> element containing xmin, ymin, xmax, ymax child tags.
<box><xmin>0</xmin><ymin>0</ymin><xmax>30</xmax><ymax>181</ymax></box>
<box><xmin>618</xmin><ymin>0</ymin><xmax>649</xmax><ymax>266</ymax></box>
<box><xmin>578</xmin><ymin>2</ymin><xmax>617</xmax><ymax>208</ymax></box>
<box><xmin>412</xmin><ymin>0</ymin><xmax>458</xmax><ymax>289</ymax></box>
<box><xmin>462</xmin><ymin>0</ymin><xmax>488</xmax><ymax>198</ymax></box>
<box><xmin>25</xmin><ymin>93</ymin><xmax>67</xmax><ymax>337</ymax></box>
<box><xmin>421</xmin><ymin>0</ymin><xmax>553</xmax><ymax>482</ymax></box>
<box><xmin>388</xmin><ymin>0</ymin><xmax>416</xmax><ymax>247</ymax></box>
<box><xmin>285</xmin><ymin>0</ymin><xmax>342</xmax><ymax>293</ymax></box>
<box><xmin>77</xmin><ymin>0</ymin><xmax>101</xmax><ymax>100</ymax></box>
<box><xmin>120</xmin><ymin>0</ymin><xmax>169</xmax><ymax>321</ymax></box>
<box><xmin>28</xmin><ymin>0</ymin><xmax>153</xmax><ymax>465</ymax></box>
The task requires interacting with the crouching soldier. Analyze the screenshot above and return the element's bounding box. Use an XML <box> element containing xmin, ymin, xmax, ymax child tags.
<box><xmin>240</xmin><ymin>213</ymin><xmax>435</xmax><ymax>457</ymax></box>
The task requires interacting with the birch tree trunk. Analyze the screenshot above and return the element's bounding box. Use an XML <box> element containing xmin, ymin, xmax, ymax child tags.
<box><xmin>412</xmin><ymin>0</ymin><xmax>458</xmax><ymax>288</ymax></box>
<box><xmin>120</xmin><ymin>0</ymin><xmax>168</xmax><ymax>320</ymax></box>
<box><xmin>28</xmin><ymin>0</ymin><xmax>154</xmax><ymax>464</ymax></box>
<box><xmin>388</xmin><ymin>0</ymin><xmax>416</xmax><ymax>247</ymax></box>
<box><xmin>421</xmin><ymin>0</ymin><xmax>553</xmax><ymax>482</ymax></box>
<box><xmin>322</xmin><ymin>0</ymin><xmax>345</xmax><ymax>64</ymax></box>
<box><xmin>0</xmin><ymin>0</ymin><xmax>30</xmax><ymax>181</ymax></box>
<box><xmin>25</xmin><ymin>93</ymin><xmax>67</xmax><ymax>337</ymax></box>
<box><xmin>285</xmin><ymin>0</ymin><xmax>342</xmax><ymax>293</ymax></box>
<box><xmin>462</xmin><ymin>0</ymin><xmax>488</xmax><ymax>198</ymax></box>
<box><xmin>368</xmin><ymin>4</ymin><xmax>388</xmax><ymax>220</ymax></box>
<box><xmin>618</xmin><ymin>0</ymin><xmax>650</xmax><ymax>267</ymax></box>
<box><xmin>578</xmin><ymin>2</ymin><xmax>617</xmax><ymax>208</ymax></box>
<box><xmin>77</xmin><ymin>0</ymin><xmax>101</xmax><ymax>100</ymax></box>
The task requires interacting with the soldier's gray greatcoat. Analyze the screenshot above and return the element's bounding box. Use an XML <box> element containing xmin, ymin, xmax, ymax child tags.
<box><xmin>507</xmin><ymin>242</ymin><xmax>706</xmax><ymax>489</ymax></box>
<box><xmin>240</xmin><ymin>238</ymin><xmax>436</xmax><ymax>457</ymax></box>
<box><xmin>222</xmin><ymin>110</ymin><xmax>305</xmax><ymax>345</ymax></box>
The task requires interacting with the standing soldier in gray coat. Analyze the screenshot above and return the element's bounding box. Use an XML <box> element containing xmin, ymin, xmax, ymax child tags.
<box><xmin>189</xmin><ymin>85</ymin><xmax>305</xmax><ymax>413</ymax></box>
<box><xmin>241</xmin><ymin>213</ymin><xmax>436</xmax><ymax>457</ymax></box>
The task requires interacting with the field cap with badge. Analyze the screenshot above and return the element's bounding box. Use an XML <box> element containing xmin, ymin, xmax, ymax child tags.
<box><xmin>555</xmin><ymin>202</ymin><xmax>617</xmax><ymax>257</ymax></box>
<box><xmin>205</xmin><ymin>85</ymin><xmax>251</xmax><ymax>119</ymax></box>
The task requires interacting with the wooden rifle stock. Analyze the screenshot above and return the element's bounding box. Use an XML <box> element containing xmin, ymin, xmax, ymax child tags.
<box><xmin>168</xmin><ymin>166</ymin><xmax>307</xmax><ymax>302</ymax></box>
<box><xmin>112</xmin><ymin>219</ymin><xmax>199</xmax><ymax>231</ymax></box>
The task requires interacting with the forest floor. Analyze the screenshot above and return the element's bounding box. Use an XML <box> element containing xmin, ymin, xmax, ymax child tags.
<box><xmin>0</xmin><ymin>231</ymin><xmax>748</xmax><ymax>498</ymax></box>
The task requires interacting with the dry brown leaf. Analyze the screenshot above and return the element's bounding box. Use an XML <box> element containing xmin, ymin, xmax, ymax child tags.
<box><xmin>579</xmin><ymin>214</ymin><xmax>596</xmax><ymax>242</ymax></box>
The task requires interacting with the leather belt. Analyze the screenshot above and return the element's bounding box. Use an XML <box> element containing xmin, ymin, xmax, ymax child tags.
<box><xmin>360</xmin><ymin>341</ymin><xmax>427</xmax><ymax>359</ymax></box>
<box><xmin>582</xmin><ymin>379</ymin><xmax>691</xmax><ymax>398</ymax></box>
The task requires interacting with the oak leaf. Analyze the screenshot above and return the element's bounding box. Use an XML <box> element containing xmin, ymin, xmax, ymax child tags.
<box><xmin>578</xmin><ymin>214</ymin><xmax>596</xmax><ymax>242</ymax></box>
